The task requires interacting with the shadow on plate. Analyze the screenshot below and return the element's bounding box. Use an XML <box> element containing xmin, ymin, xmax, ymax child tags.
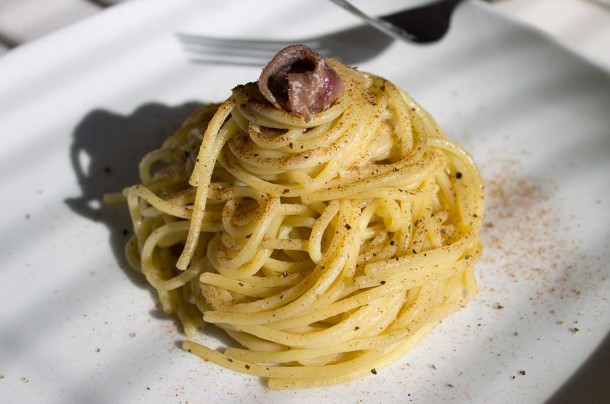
<box><xmin>65</xmin><ymin>102</ymin><xmax>204</xmax><ymax>284</ymax></box>
<box><xmin>546</xmin><ymin>329</ymin><xmax>610</xmax><ymax>404</ymax></box>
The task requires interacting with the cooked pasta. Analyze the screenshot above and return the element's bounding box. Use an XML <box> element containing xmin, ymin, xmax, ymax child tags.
<box><xmin>123</xmin><ymin>46</ymin><xmax>484</xmax><ymax>389</ymax></box>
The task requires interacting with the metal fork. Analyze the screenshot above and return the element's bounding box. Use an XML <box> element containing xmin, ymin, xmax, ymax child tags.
<box><xmin>179</xmin><ymin>0</ymin><xmax>466</xmax><ymax>66</ymax></box>
<box><xmin>178</xmin><ymin>23</ymin><xmax>394</xmax><ymax>66</ymax></box>
<box><xmin>330</xmin><ymin>0</ymin><xmax>465</xmax><ymax>43</ymax></box>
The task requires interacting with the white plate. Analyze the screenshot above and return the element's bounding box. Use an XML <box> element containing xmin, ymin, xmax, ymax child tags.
<box><xmin>1</xmin><ymin>0</ymin><xmax>609</xmax><ymax>402</ymax></box>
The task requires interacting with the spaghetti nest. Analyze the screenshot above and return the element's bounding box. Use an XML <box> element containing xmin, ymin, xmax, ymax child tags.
<box><xmin>124</xmin><ymin>60</ymin><xmax>484</xmax><ymax>389</ymax></box>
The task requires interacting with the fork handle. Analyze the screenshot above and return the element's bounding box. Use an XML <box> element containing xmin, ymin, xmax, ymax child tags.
<box><xmin>328</xmin><ymin>0</ymin><xmax>416</xmax><ymax>41</ymax></box>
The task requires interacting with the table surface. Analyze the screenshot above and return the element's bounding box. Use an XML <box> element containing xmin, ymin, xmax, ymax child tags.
<box><xmin>0</xmin><ymin>0</ymin><xmax>608</xmax><ymax>402</ymax></box>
